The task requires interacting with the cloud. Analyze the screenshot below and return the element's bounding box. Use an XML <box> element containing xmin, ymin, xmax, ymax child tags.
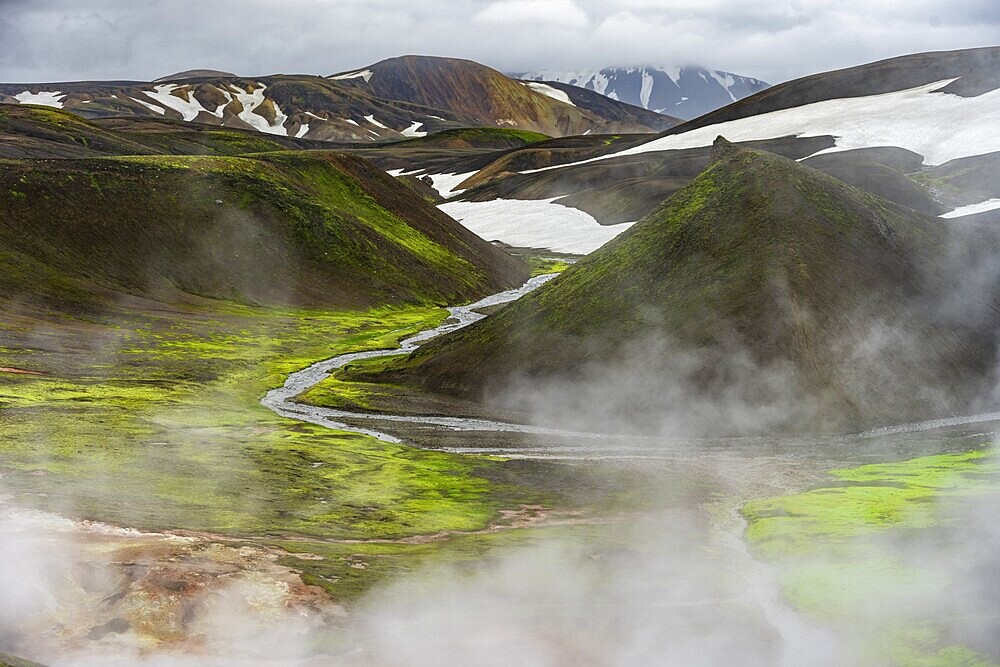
<box><xmin>0</xmin><ymin>0</ymin><xmax>995</xmax><ymax>84</ymax></box>
<box><xmin>474</xmin><ymin>0</ymin><xmax>590</xmax><ymax>28</ymax></box>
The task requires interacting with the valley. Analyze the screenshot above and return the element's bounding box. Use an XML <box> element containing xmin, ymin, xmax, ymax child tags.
<box><xmin>1</xmin><ymin>40</ymin><xmax>999</xmax><ymax>667</ymax></box>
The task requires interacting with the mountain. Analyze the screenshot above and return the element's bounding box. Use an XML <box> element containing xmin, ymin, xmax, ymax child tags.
<box><xmin>364</xmin><ymin>140</ymin><xmax>1000</xmax><ymax>435</ymax></box>
<box><xmin>516</xmin><ymin>66</ymin><xmax>769</xmax><ymax>120</ymax></box>
<box><xmin>419</xmin><ymin>47</ymin><xmax>1000</xmax><ymax>253</ymax></box>
<box><xmin>329</xmin><ymin>56</ymin><xmax>681</xmax><ymax>136</ymax></box>
<box><xmin>0</xmin><ymin>74</ymin><xmax>467</xmax><ymax>143</ymax></box>
<box><xmin>667</xmin><ymin>46</ymin><xmax>1000</xmax><ymax>134</ymax></box>
<box><xmin>0</xmin><ymin>149</ymin><xmax>527</xmax><ymax>311</ymax></box>
<box><xmin>0</xmin><ymin>57</ymin><xmax>680</xmax><ymax>145</ymax></box>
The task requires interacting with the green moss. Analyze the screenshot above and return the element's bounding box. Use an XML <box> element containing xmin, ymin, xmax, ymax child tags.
<box><xmin>742</xmin><ymin>451</ymin><xmax>997</xmax><ymax>558</ymax></box>
<box><xmin>742</xmin><ymin>449</ymin><xmax>1000</xmax><ymax>665</ymax></box>
<box><xmin>526</xmin><ymin>256</ymin><xmax>572</xmax><ymax>276</ymax></box>
<box><xmin>394</xmin><ymin>127</ymin><xmax>550</xmax><ymax>148</ymax></box>
<box><xmin>0</xmin><ymin>300</ymin><xmax>540</xmax><ymax>542</ymax></box>
<box><xmin>0</xmin><ymin>151</ymin><xmax>522</xmax><ymax>310</ymax></box>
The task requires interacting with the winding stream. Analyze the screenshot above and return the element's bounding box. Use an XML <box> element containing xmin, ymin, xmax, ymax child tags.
<box><xmin>261</xmin><ymin>273</ymin><xmax>609</xmax><ymax>444</ymax></box>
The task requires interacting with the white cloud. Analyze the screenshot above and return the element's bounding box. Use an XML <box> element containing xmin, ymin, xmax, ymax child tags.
<box><xmin>0</xmin><ymin>0</ymin><xmax>995</xmax><ymax>84</ymax></box>
<box><xmin>474</xmin><ymin>0</ymin><xmax>590</xmax><ymax>28</ymax></box>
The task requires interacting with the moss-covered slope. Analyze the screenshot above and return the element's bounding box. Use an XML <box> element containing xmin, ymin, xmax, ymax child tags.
<box><xmin>375</xmin><ymin>139</ymin><xmax>1000</xmax><ymax>433</ymax></box>
<box><xmin>0</xmin><ymin>150</ymin><xmax>527</xmax><ymax>310</ymax></box>
<box><xmin>0</xmin><ymin>104</ymin><xmax>332</xmax><ymax>159</ymax></box>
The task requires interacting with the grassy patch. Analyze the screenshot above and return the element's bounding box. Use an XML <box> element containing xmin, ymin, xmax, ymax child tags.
<box><xmin>0</xmin><ymin>300</ymin><xmax>539</xmax><ymax>544</ymax></box>
<box><xmin>743</xmin><ymin>451</ymin><xmax>997</xmax><ymax>558</ymax></box>
<box><xmin>525</xmin><ymin>256</ymin><xmax>573</xmax><ymax>276</ymax></box>
<box><xmin>742</xmin><ymin>450</ymin><xmax>1000</xmax><ymax>665</ymax></box>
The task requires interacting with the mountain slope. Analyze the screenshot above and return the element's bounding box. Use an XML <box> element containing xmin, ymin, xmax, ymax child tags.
<box><xmin>329</xmin><ymin>56</ymin><xmax>680</xmax><ymax>136</ymax></box>
<box><xmin>0</xmin><ymin>151</ymin><xmax>527</xmax><ymax>311</ymax></box>
<box><xmin>0</xmin><ymin>103</ymin><xmax>334</xmax><ymax>159</ymax></box>
<box><xmin>509</xmin><ymin>47</ymin><xmax>1000</xmax><ymax>173</ymax></box>
<box><xmin>371</xmin><ymin>140</ymin><xmax>1000</xmax><ymax>434</ymax></box>
<box><xmin>1</xmin><ymin>57</ymin><xmax>680</xmax><ymax>144</ymax></box>
<box><xmin>668</xmin><ymin>46</ymin><xmax>1000</xmax><ymax>134</ymax></box>
<box><xmin>426</xmin><ymin>47</ymin><xmax>1000</xmax><ymax>249</ymax></box>
<box><xmin>0</xmin><ymin>74</ymin><xmax>469</xmax><ymax>143</ymax></box>
<box><xmin>517</xmin><ymin>65</ymin><xmax>769</xmax><ymax>119</ymax></box>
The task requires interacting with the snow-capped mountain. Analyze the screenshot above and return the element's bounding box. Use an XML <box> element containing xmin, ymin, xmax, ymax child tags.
<box><xmin>516</xmin><ymin>66</ymin><xmax>769</xmax><ymax>120</ymax></box>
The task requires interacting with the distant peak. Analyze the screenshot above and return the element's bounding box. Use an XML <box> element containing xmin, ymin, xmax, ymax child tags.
<box><xmin>153</xmin><ymin>69</ymin><xmax>236</xmax><ymax>83</ymax></box>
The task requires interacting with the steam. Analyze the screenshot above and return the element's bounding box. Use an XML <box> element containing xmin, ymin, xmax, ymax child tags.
<box><xmin>2</xmin><ymin>158</ymin><xmax>998</xmax><ymax>666</ymax></box>
<box><xmin>343</xmin><ymin>510</ymin><xmax>836</xmax><ymax>667</ymax></box>
<box><xmin>0</xmin><ymin>498</ymin><xmax>334</xmax><ymax>666</ymax></box>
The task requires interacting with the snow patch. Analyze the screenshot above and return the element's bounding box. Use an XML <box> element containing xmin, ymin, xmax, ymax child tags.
<box><xmin>331</xmin><ymin>69</ymin><xmax>374</xmax><ymax>82</ymax></box>
<box><xmin>400</xmin><ymin>121</ymin><xmax>427</xmax><ymax>137</ymax></box>
<box><xmin>640</xmin><ymin>69</ymin><xmax>654</xmax><ymax>109</ymax></box>
<box><xmin>524</xmin><ymin>79</ymin><xmax>1000</xmax><ymax>172</ymax></box>
<box><xmin>295</xmin><ymin>123</ymin><xmax>310</xmax><ymax>138</ymax></box>
<box><xmin>231</xmin><ymin>84</ymin><xmax>289</xmax><ymax>136</ymax></box>
<box><xmin>364</xmin><ymin>114</ymin><xmax>388</xmax><ymax>129</ymax></box>
<box><xmin>140</xmin><ymin>83</ymin><xmax>210</xmax><ymax>121</ymax></box>
<box><xmin>523</xmin><ymin>81</ymin><xmax>575</xmax><ymax>106</ymax></box>
<box><xmin>709</xmin><ymin>71</ymin><xmax>738</xmax><ymax>102</ymax></box>
<box><xmin>425</xmin><ymin>172</ymin><xmax>477</xmax><ymax>198</ymax></box>
<box><xmin>592</xmin><ymin>71</ymin><xmax>610</xmax><ymax>95</ymax></box>
<box><xmin>14</xmin><ymin>90</ymin><xmax>65</xmax><ymax>108</ymax></box>
<box><xmin>940</xmin><ymin>198</ymin><xmax>1000</xmax><ymax>218</ymax></box>
<box><xmin>439</xmin><ymin>198</ymin><xmax>634</xmax><ymax>254</ymax></box>
<box><xmin>130</xmin><ymin>96</ymin><xmax>166</xmax><ymax>115</ymax></box>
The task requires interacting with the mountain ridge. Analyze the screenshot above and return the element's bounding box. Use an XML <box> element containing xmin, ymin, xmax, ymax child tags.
<box><xmin>328</xmin><ymin>55</ymin><xmax>680</xmax><ymax>136</ymax></box>
<box><xmin>0</xmin><ymin>57</ymin><xmax>678</xmax><ymax>144</ymax></box>
<box><xmin>515</xmin><ymin>65</ymin><xmax>769</xmax><ymax>119</ymax></box>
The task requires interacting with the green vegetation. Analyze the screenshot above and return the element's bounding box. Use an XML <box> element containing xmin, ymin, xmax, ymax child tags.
<box><xmin>743</xmin><ymin>451</ymin><xmax>998</xmax><ymax>557</ymax></box>
<box><xmin>0</xmin><ymin>150</ymin><xmax>526</xmax><ymax>310</ymax></box>
<box><xmin>367</xmin><ymin>139</ymin><xmax>994</xmax><ymax>434</ymax></box>
<box><xmin>0</xmin><ymin>293</ymin><xmax>570</xmax><ymax>602</ymax></box>
<box><xmin>0</xmin><ymin>103</ymin><xmax>310</xmax><ymax>159</ymax></box>
<box><xmin>525</xmin><ymin>256</ymin><xmax>573</xmax><ymax>276</ymax></box>
<box><xmin>742</xmin><ymin>450</ymin><xmax>1000</xmax><ymax>666</ymax></box>
<box><xmin>0</xmin><ymin>131</ymin><xmax>538</xmax><ymax>603</ymax></box>
<box><xmin>393</xmin><ymin>126</ymin><xmax>551</xmax><ymax>149</ymax></box>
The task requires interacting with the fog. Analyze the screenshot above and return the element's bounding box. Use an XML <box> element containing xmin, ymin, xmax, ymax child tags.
<box><xmin>3</xmin><ymin>438</ymin><xmax>997</xmax><ymax>665</ymax></box>
<box><xmin>3</xmin><ymin>224</ymin><xmax>1000</xmax><ymax>665</ymax></box>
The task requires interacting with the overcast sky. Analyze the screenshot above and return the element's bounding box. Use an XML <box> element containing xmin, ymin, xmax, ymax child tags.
<box><xmin>0</xmin><ymin>0</ymin><xmax>997</xmax><ymax>84</ymax></box>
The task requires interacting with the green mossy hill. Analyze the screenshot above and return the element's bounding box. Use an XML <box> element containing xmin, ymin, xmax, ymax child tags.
<box><xmin>0</xmin><ymin>104</ymin><xmax>322</xmax><ymax>159</ymax></box>
<box><xmin>372</xmin><ymin>138</ymin><xmax>1000</xmax><ymax>433</ymax></box>
<box><xmin>0</xmin><ymin>104</ymin><xmax>157</xmax><ymax>158</ymax></box>
<box><xmin>393</xmin><ymin>127</ymin><xmax>550</xmax><ymax>150</ymax></box>
<box><xmin>0</xmin><ymin>151</ymin><xmax>527</xmax><ymax>310</ymax></box>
